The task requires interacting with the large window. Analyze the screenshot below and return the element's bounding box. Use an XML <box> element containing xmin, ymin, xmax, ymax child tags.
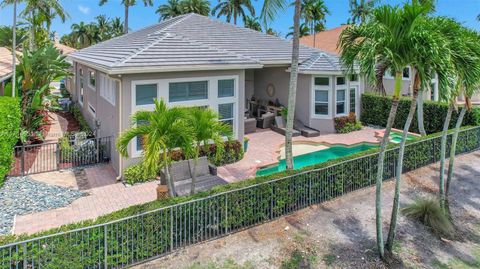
<box><xmin>79</xmin><ymin>68</ymin><xmax>84</xmax><ymax>105</ymax></box>
<box><xmin>135</xmin><ymin>84</ymin><xmax>157</xmax><ymax>106</ymax></box>
<box><xmin>314</xmin><ymin>90</ymin><xmax>329</xmax><ymax>116</ymax></box>
<box><xmin>336</xmin><ymin>89</ymin><xmax>346</xmax><ymax>115</ymax></box>
<box><xmin>169</xmin><ymin>81</ymin><xmax>208</xmax><ymax>102</ymax></box>
<box><xmin>99</xmin><ymin>74</ymin><xmax>117</xmax><ymax>106</ymax></box>
<box><xmin>218</xmin><ymin>79</ymin><xmax>234</xmax><ymax>98</ymax></box>
<box><xmin>218</xmin><ymin>103</ymin><xmax>234</xmax><ymax>127</ymax></box>
<box><xmin>349</xmin><ymin>87</ymin><xmax>357</xmax><ymax>114</ymax></box>
<box><xmin>88</xmin><ymin>70</ymin><xmax>96</xmax><ymax>89</ymax></box>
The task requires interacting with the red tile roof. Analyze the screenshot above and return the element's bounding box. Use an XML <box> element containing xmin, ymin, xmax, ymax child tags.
<box><xmin>300</xmin><ymin>25</ymin><xmax>351</xmax><ymax>55</ymax></box>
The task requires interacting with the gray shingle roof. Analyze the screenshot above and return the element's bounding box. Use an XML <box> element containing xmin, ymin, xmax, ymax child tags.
<box><xmin>298</xmin><ymin>52</ymin><xmax>345</xmax><ymax>73</ymax></box>
<box><xmin>69</xmin><ymin>13</ymin><xmax>345</xmax><ymax>74</ymax></box>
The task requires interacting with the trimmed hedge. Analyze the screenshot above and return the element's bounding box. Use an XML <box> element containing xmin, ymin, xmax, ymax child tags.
<box><xmin>1</xmin><ymin>127</ymin><xmax>479</xmax><ymax>268</ymax></box>
<box><xmin>0</xmin><ymin>97</ymin><xmax>21</xmax><ymax>186</ymax></box>
<box><xmin>361</xmin><ymin>93</ymin><xmax>480</xmax><ymax>134</ymax></box>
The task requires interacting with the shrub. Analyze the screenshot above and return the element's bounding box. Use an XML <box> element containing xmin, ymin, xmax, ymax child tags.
<box><xmin>69</xmin><ymin>105</ymin><xmax>93</xmax><ymax>136</ymax></box>
<box><xmin>170</xmin><ymin>140</ymin><xmax>244</xmax><ymax>167</ymax></box>
<box><xmin>124</xmin><ymin>163</ymin><xmax>156</xmax><ymax>185</ymax></box>
<box><xmin>402</xmin><ymin>198</ymin><xmax>454</xmax><ymax>237</ymax></box>
<box><xmin>361</xmin><ymin>93</ymin><xmax>480</xmax><ymax>134</ymax></box>
<box><xmin>334</xmin><ymin>112</ymin><xmax>362</xmax><ymax>133</ymax></box>
<box><xmin>0</xmin><ymin>97</ymin><xmax>21</xmax><ymax>186</ymax></box>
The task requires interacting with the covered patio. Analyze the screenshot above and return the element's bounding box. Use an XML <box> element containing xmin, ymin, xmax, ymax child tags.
<box><xmin>218</xmin><ymin>127</ymin><xmax>382</xmax><ymax>182</ymax></box>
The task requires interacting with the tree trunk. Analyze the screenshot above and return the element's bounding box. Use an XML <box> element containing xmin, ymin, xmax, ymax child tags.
<box><xmin>375</xmin><ymin>63</ymin><xmax>387</xmax><ymax>96</ymax></box>
<box><xmin>285</xmin><ymin>0</ymin><xmax>301</xmax><ymax>170</ymax></box>
<box><xmin>446</xmin><ymin>106</ymin><xmax>466</xmax><ymax>198</ymax></box>
<box><xmin>29</xmin><ymin>11</ymin><xmax>35</xmax><ymax>50</ymax></box>
<box><xmin>124</xmin><ymin>4</ymin><xmax>129</xmax><ymax>34</ymax></box>
<box><xmin>12</xmin><ymin>0</ymin><xmax>17</xmax><ymax>97</ymax></box>
<box><xmin>190</xmin><ymin>144</ymin><xmax>200</xmax><ymax>195</ymax></box>
<box><xmin>233</xmin><ymin>9</ymin><xmax>237</xmax><ymax>25</ymax></box>
<box><xmin>375</xmin><ymin>72</ymin><xmax>403</xmax><ymax>259</ymax></box>
<box><xmin>439</xmin><ymin>105</ymin><xmax>453</xmax><ymax>211</ymax></box>
<box><xmin>163</xmin><ymin>150</ymin><xmax>177</xmax><ymax>197</ymax></box>
<box><xmin>417</xmin><ymin>93</ymin><xmax>427</xmax><ymax>136</ymax></box>
<box><xmin>312</xmin><ymin>21</ymin><xmax>316</xmax><ymax>48</ymax></box>
<box><xmin>385</xmin><ymin>89</ymin><xmax>419</xmax><ymax>252</ymax></box>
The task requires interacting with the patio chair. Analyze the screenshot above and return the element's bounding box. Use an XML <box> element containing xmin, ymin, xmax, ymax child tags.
<box><xmin>271</xmin><ymin>116</ymin><xmax>301</xmax><ymax>137</ymax></box>
<box><xmin>256</xmin><ymin>112</ymin><xmax>275</xmax><ymax>129</ymax></box>
<box><xmin>244</xmin><ymin>117</ymin><xmax>257</xmax><ymax>134</ymax></box>
<box><xmin>294</xmin><ymin>119</ymin><xmax>320</xmax><ymax>137</ymax></box>
<box><xmin>160</xmin><ymin>156</ymin><xmax>227</xmax><ymax>196</ymax></box>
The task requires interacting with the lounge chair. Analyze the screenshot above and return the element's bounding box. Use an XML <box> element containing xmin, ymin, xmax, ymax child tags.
<box><xmin>160</xmin><ymin>156</ymin><xmax>227</xmax><ymax>196</ymax></box>
<box><xmin>256</xmin><ymin>112</ymin><xmax>275</xmax><ymax>129</ymax></box>
<box><xmin>271</xmin><ymin>116</ymin><xmax>301</xmax><ymax>137</ymax></box>
<box><xmin>294</xmin><ymin>119</ymin><xmax>320</xmax><ymax>137</ymax></box>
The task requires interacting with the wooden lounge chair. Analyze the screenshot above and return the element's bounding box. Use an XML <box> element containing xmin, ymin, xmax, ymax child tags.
<box><xmin>160</xmin><ymin>156</ymin><xmax>227</xmax><ymax>196</ymax></box>
<box><xmin>294</xmin><ymin>119</ymin><xmax>320</xmax><ymax>137</ymax></box>
<box><xmin>271</xmin><ymin>116</ymin><xmax>301</xmax><ymax>137</ymax></box>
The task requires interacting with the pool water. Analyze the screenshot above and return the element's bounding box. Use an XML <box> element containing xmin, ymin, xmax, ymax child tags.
<box><xmin>256</xmin><ymin>143</ymin><xmax>377</xmax><ymax>176</ymax></box>
<box><xmin>389</xmin><ymin>131</ymin><xmax>418</xmax><ymax>144</ymax></box>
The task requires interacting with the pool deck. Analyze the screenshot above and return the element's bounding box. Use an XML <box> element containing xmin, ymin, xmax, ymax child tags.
<box><xmin>217</xmin><ymin>128</ymin><xmax>382</xmax><ymax>182</ymax></box>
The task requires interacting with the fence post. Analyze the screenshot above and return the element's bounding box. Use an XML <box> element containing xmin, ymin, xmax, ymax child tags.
<box><xmin>96</xmin><ymin>138</ymin><xmax>100</xmax><ymax>163</ymax></box>
<box><xmin>170</xmin><ymin>208</ymin><xmax>174</xmax><ymax>252</ymax></box>
<box><xmin>224</xmin><ymin>194</ymin><xmax>228</xmax><ymax>235</ymax></box>
<box><xmin>20</xmin><ymin>145</ymin><xmax>25</xmax><ymax>176</ymax></box>
<box><xmin>22</xmin><ymin>242</ymin><xmax>27</xmax><ymax>269</ymax></box>
<box><xmin>56</xmin><ymin>142</ymin><xmax>60</xmax><ymax>171</ymax></box>
<box><xmin>104</xmin><ymin>225</ymin><xmax>108</xmax><ymax>269</ymax></box>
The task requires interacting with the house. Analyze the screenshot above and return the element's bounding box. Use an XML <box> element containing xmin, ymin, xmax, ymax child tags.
<box><xmin>0</xmin><ymin>47</ymin><xmax>14</xmax><ymax>95</ymax></box>
<box><xmin>67</xmin><ymin>13</ymin><xmax>363</xmax><ymax>177</ymax></box>
<box><xmin>300</xmin><ymin>25</ymin><xmax>441</xmax><ymax>102</ymax></box>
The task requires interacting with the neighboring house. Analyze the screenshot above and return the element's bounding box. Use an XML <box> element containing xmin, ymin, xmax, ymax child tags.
<box><xmin>300</xmin><ymin>26</ymin><xmax>441</xmax><ymax>102</ymax></box>
<box><xmin>67</xmin><ymin>13</ymin><xmax>363</xmax><ymax>177</ymax></box>
<box><xmin>0</xmin><ymin>47</ymin><xmax>14</xmax><ymax>95</ymax></box>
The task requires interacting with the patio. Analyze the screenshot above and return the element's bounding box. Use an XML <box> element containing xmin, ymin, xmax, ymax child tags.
<box><xmin>217</xmin><ymin>127</ymin><xmax>382</xmax><ymax>182</ymax></box>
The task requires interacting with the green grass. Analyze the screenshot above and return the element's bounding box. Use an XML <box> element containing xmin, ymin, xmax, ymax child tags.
<box><xmin>322</xmin><ymin>254</ymin><xmax>336</xmax><ymax>266</ymax></box>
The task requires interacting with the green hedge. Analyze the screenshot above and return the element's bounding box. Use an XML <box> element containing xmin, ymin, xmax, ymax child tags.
<box><xmin>0</xmin><ymin>97</ymin><xmax>21</xmax><ymax>186</ymax></box>
<box><xmin>1</xmin><ymin>127</ymin><xmax>479</xmax><ymax>268</ymax></box>
<box><xmin>70</xmin><ymin>105</ymin><xmax>93</xmax><ymax>136</ymax></box>
<box><xmin>361</xmin><ymin>93</ymin><xmax>480</xmax><ymax>134</ymax></box>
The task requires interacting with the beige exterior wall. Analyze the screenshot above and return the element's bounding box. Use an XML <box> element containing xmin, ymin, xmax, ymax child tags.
<box><xmin>120</xmin><ymin>69</ymin><xmax>246</xmax><ymax>171</ymax></box>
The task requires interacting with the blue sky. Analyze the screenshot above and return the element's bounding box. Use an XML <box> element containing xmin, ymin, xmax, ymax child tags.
<box><xmin>0</xmin><ymin>0</ymin><xmax>479</xmax><ymax>38</ymax></box>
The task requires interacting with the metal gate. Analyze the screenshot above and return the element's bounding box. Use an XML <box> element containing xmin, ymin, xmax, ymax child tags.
<box><xmin>9</xmin><ymin>136</ymin><xmax>112</xmax><ymax>176</ymax></box>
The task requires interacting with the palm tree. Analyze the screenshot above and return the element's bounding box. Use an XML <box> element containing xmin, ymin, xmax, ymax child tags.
<box><xmin>212</xmin><ymin>0</ymin><xmax>255</xmax><ymax>25</ymax></box>
<box><xmin>156</xmin><ymin>0</ymin><xmax>183</xmax><ymax>21</ymax></box>
<box><xmin>0</xmin><ymin>25</ymin><xmax>27</xmax><ymax>51</ymax></box>
<box><xmin>95</xmin><ymin>15</ymin><xmax>111</xmax><ymax>41</ymax></box>
<box><xmin>301</xmin><ymin>0</ymin><xmax>329</xmax><ymax>47</ymax></box>
<box><xmin>111</xmin><ymin>17</ymin><xmax>125</xmax><ymax>37</ymax></box>
<box><xmin>117</xmin><ymin>99</ymin><xmax>193</xmax><ymax>197</ymax></box>
<box><xmin>187</xmin><ymin>107</ymin><xmax>231</xmax><ymax>195</ymax></box>
<box><xmin>261</xmin><ymin>0</ymin><xmax>301</xmax><ymax>171</ymax></box>
<box><xmin>180</xmin><ymin>0</ymin><xmax>211</xmax><ymax>16</ymax></box>
<box><xmin>244</xmin><ymin>16</ymin><xmax>262</xmax><ymax>31</ymax></box>
<box><xmin>71</xmin><ymin>22</ymin><xmax>92</xmax><ymax>48</ymax></box>
<box><xmin>99</xmin><ymin>0</ymin><xmax>153</xmax><ymax>34</ymax></box>
<box><xmin>266</xmin><ymin>28</ymin><xmax>281</xmax><ymax>37</ymax></box>
<box><xmin>339</xmin><ymin>4</ymin><xmax>430</xmax><ymax>259</ymax></box>
<box><xmin>348</xmin><ymin>0</ymin><xmax>377</xmax><ymax>24</ymax></box>
<box><xmin>285</xmin><ymin>23</ymin><xmax>310</xmax><ymax>39</ymax></box>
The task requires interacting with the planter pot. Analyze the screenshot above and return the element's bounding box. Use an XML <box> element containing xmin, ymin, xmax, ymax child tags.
<box><xmin>244</xmin><ymin>140</ymin><xmax>249</xmax><ymax>152</ymax></box>
<box><xmin>156</xmin><ymin>185</ymin><xmax>169</xmax><ymax>200</ymax></box>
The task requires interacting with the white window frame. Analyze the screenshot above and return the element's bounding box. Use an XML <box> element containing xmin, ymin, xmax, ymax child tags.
<box><xmin>311</xmin><ymin>76</ymin><xmax>332</xmax><ymax>119</ymax></box>
<box><xmin>335</xmin><ymin>76</ymin><xmax>348</xmax><ymax>117</ymax></box>
<box><xmin>78</xmin><ymin>68</ymin><xmax>84</xmax><ymax>106</ymax></box>
<box><xmin>88</xmin><ymin>70</ymin><xmax>96</xmax><ymax>90</ymax></box>
<box><xmin>384</xmin><ymin>67</ymin><xmax>412</xmax><ymax>81</ymax></box>
<box><xmin>130</xmin><ymin>75</ymin><xmax>239</xmax><ymax>158</ymax></box>
<box><xmin>99</xmin><ymin>74</ymin><xmax>116</xmax><ymax>106</ymax></box>
<box><xmin>348</xmin><ymin>85</ymin><xmax>359</xmax><ymax>115</ymax></box>
<box><xmin>88</xmin><ymin>102</ymin><xmax>96</xmax><ymax>116</ymax></box>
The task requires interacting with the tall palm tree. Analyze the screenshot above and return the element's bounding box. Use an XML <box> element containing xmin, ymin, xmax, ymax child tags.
<box><xmin>110</xmin><ymin>17</ymin><xmax>125</xmax><ymax>37</ymax></box>
<box><xmin>285</xmin><ymin>23</ymin><xmax>310</xmax><ymax>38</ymax></box>
<box><xmin>348</xmin><ymin>0</ymin><xmax>377</xmax><ymax>24</ymax></box>
<box><xmin>244</xmin><ymin>16</ymin><xmax>262</xmax><ymax>31</ymax></box>
<box><xmin>180</xmin><ymin>0</ymin><xmax>211</xmax><ymax>16</ymax></box>
<box><xmin>301</xmin><ymin>0</ymin><xmax>329</xmax><ymax>47</ymax></box>
<box><xmin>339</xmin><ymin>4</ymin><xmax>430</xmax><ymax>259</ymax></box>
<box><xmin>156</xmin><ymin>0</ymin><xmax>183</xmax><ymax>21</ymax></box>
<box><xmin>99</xmin><ymin>0</ymin><xmax>153</xmax><ymax>34</ymax></box>
<box><xmin>0</xmin><ymin>25</ymin><xmax>27</xmax><ymax>51</ymax></box>
<box><xmin>117</xmin><ymin>99</ymin><xmax>193</xmax><ymax>197</ymax></box>
<box><xmin>212</xmin><ymin>0</ymin><xmax>255</xmax><ymax>25</ymax></box>
<box><xmin>187</xmin><ymin>107</ymin><xmax>231</xmax><ymax>195</ymax></box>
<box><xmin>71</xmin><ymin>22</ymin><xmax>92</xmax><ymax>48</ymax></box>
<box><xmin>95</xmin><ymin>15</ymin><xmax>111</xmax><ymax>41</ymax></box>
<box><xmin>261</xmin><ymin>0</ymin><xmax>301</xmax><ymax>171</ymax></box>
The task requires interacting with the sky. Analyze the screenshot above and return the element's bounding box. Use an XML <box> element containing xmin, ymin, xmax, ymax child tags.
<box><xmin>0</xmin><ymin>0</ymin><xmax>479</xmax><ymax>38</ymax></box>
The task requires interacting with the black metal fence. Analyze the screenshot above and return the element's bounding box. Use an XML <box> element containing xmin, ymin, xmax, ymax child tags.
<box><xmin>9</xmin><ymin>136</ymin><xmax>112</xmax><ymax>176</ymax></box>
<box><xmin>0</xmin><ymin>127</ymin><xmax>479</xmax><ymax>268</ymax></box>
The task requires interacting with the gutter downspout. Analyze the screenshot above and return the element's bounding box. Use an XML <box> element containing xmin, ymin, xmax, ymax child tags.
<box><xmin>110</xmin><ymin>75</ymin><xmax>123</xmax><ymax>182</ymax></box>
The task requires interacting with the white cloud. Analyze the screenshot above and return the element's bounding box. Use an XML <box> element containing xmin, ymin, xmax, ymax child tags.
<box><xmin>78</xmin><ymin>5</ymin><xmax>90</xmax><ymax>15</ymax></box>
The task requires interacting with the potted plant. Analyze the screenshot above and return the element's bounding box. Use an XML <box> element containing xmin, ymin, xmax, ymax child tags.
<box><xmin>244</xmin><ymin>137</ymin><xmax>250</xmax><ymax>152</ymax></box>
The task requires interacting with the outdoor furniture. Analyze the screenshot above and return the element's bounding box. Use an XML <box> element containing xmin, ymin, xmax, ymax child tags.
<box><xmin>271</xmin><ymin>116</ymin><xmax>301</xmax><ymax>137</ymax></box>
<box><xmin>256</xmin><ymin>112</ymin><xmax>275</xmax><ymax>129</ymax></box>
<box><xmin>244</xmin><ymin>117</ymin><xmax>257</xmax><ymax>134</ymax></box>
<box><xmin>294</xmin><ymin>119</ymin><xmax>320</xmax><ymax>137</ymax></box>
<box><xmin>160</xmin><ymin>156</ymin><xmax>227</xmax><ymax>196</ymax></box>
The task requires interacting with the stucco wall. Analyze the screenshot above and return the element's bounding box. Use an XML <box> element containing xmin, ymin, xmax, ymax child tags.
<box><xmin>120</xmin><ymin>69</ymin><xmax>246</xmax><ymax>171</ymax></box>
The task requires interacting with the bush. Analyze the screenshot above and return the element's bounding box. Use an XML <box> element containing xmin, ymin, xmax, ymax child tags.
<box><xmin>170</xmin><ymin>140</ymin><xmax>244</xmax><ymax>167</ymax></box>
<box><xmin>334</xmin><ymin>113</ymin><xmax>362</xmax><ymax>133</ymax></box>
<box><xmin>0</xmin><ymin>97</ymin><xmax>21</xmax><ymax>186</ymax></box>
<box><xmin>361</xmin><ymin>93</ymin><xmax>480</xmax><ymax>134</ymax></box>
<box><xmin>70</xmin><ymin>105</ymin><xmax>93</xmax><ymax>136</ymax></box>
<box><xmin>124</xmin><ymin>163</ymin><xmax>156</xmax><ymax>185</ymax></box>
<box><xmin>402</xmin><ymin>198</ymin><xmax>454</xmax><ymax>237</ymax></box>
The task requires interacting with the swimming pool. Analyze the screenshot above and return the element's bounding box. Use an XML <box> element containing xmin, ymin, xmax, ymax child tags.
<box><xmin>389</xmin><ymin>131</ymin><xmax>418</xmax><ymax>144</ymax></box>
<box><xmin>256</xmin><ymin>143</ymin><xmax>377</xmax><ymax>176</ymax></box>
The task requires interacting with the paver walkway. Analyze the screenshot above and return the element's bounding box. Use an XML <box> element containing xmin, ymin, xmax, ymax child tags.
<box><xmin>218</xmin><ymin>128</ymin><xmax>381</xmax><ymax>181</ymax></box>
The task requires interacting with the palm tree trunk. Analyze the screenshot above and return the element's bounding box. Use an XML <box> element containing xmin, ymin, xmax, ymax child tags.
<box><xmin>163</xmin><ymin>150</ymin><xmax>176</xmax><ymax>197</ymax></box>
<box><xmin>285</xmin><ymin>0</ymin><xmax>301</xmax><ymax>170</ymax></box>
<box><xmin>439</xmin><ymin>104</ymin><xmax>453</xmax><ymax>211</ymax></box>
<box><xmin>234</xmin><ymin>9</ymin><xmax>237</xmax><ymax>25</ymax></box>
<box><xmin>124</xmin><ymin>3</ymin><xmax>129</xmax><ymax>34</ymax></box>
<box><xmin>375</xmin><ymin>63</ymin><xmax>387</xmax><ymax>95</ymax></box>
<box><xmin>312</xmin><ymin>21</ymin><xmax>316</xmax><ymax>48</ymax></box>
<box><xmin>12</xmin><ymin>0</ymin><xmax>17</xmax><ymax>97</ymax></box>
<box><xmin>190</xmin><ymin>145</ymin><xmax>200</xmax><ymax>195</ymax></box>
<box><xmin>445</xmin><ymin>106</ymin><xmax>466</xmax><ymax>199</ymax></box>
<box><xmin>385</xmin><ymin>89</ymin><xmax>418</xmax><ymax>252</ymax></box>
<box><xmin>375</xmin><ymin>72</ymin><xmax>403</xmax><ymax>259</ymax></box>
<box><xmin>417</xmin><ymin>93</ymin><xmax>427</xmax><ymax>136</ymax></box>
<box><xmin>29</xmin><ymin>11</ymin><xmax>35</xmax><ymax>50</ymax></box>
